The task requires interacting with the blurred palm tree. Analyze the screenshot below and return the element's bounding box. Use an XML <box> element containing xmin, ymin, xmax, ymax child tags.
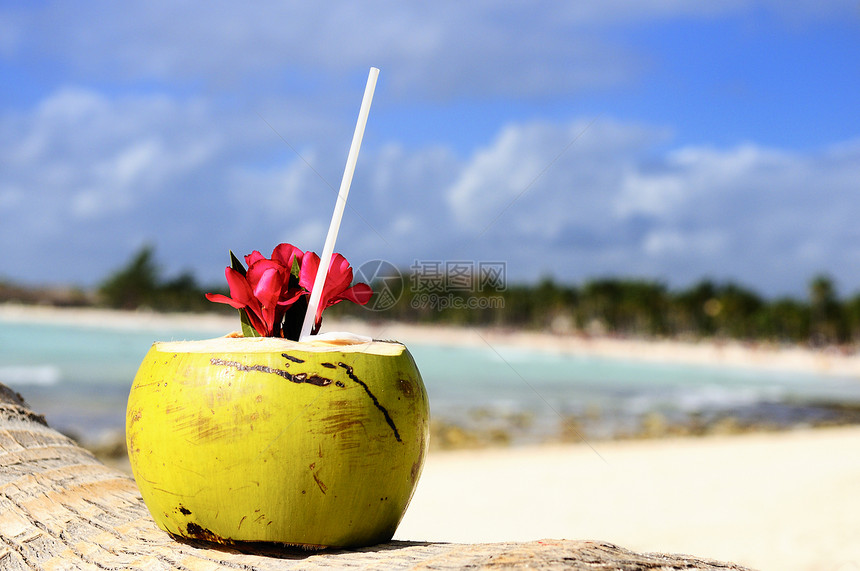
<box><xmin>808</xmin><ymin>274</ymin><xmax>847</xmax><ymax>345</ymax></box>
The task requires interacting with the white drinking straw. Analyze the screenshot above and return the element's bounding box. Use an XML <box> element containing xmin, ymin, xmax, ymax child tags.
<box><xmin>300</xmin><ymin>67</ymin><xmax>379</xmax><ymax>341</ymax></box>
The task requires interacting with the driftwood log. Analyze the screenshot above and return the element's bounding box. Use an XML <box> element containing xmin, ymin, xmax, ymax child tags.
<box><xmin>0</xmin><ymin>383</ymin><xmax>755</xmax><ymax>570</ymax></box>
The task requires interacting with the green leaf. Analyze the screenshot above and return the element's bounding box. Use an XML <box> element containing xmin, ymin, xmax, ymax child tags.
<box><xmin>230</xmin><ymin>250</ymin><xmax>247</xmax><ymax>277</ymax></box>
<box><xmin>239</xmin><ymin>308</ymin><xmax>261</xmax><ymax>337</ymax></box>
<box><xmin>286</xmin><ymin>256</ymin><xmax>302</xmax><ymax>292</ymax></box>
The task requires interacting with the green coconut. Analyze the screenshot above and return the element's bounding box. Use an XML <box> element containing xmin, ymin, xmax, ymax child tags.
<box><xmin>126</xmin><ymin>335</ymin><xmax>429</xmax><ymax>548</ymax></box>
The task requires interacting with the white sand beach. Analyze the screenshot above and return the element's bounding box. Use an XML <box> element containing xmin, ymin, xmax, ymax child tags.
<box><xmin>397</xmin><ymin>426</ymin><xmax>860</xmax><ymax>571</ymax></box>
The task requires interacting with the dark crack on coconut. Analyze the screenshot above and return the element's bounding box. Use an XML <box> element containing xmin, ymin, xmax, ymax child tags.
<box><xmin>210</xmin><ymin>358</ymin><xmax>331</xmax><ymax>387</ymax></box>
<box><xmin>338</xmin><ymin>362</ymin><xmax>402</xmax><ymax>442</ymax></box>
<box><xmin>282</xmin><ymin>353</ymin><xmax>305</xmax><ymax>364</ymax></box>
<box><xmin>208</xmin><ymin>358</ymin><xmax>401</xmax><ymax>442</ymax></box>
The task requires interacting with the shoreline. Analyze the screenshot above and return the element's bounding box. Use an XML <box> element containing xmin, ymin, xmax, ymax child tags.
<box><xmin>7</xmin><ymin>302</ymin><xmax>860</xmax><ymax>449</ymax></box>
<box><xmin>4</xmin><ymin>302</ymin><xmax>860</xmax><ymax>378</ymax></box>
<box><xmin>7</xmin><ymin>302</ymin><xmax>860</xmax><ymax>450</ymax></box>
<box><xmin>338</xmin><ymin>319</ymin><xmax>860</xmax><ymax>379</ymax></box>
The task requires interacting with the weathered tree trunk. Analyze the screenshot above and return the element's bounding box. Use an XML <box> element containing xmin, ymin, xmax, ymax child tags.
<box><xmin>0</xmin><ymin>383</ymin><xmax>755</xmax><ymax>570</ymax></box>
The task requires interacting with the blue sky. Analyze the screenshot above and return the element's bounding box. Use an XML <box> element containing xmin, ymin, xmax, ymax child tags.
<box><xmin>1</xmin><ymin>1</ymin><xmax>859</xmax><ymax>298</ymax></box>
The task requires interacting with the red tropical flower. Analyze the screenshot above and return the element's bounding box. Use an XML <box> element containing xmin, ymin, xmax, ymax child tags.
<box><xmin>205</xmin><ymin>244</ymin><xmax>305</xmax><ymax>337</ymax></box>
<box><xmin>245</xmin><ymin>243</ymin><xmax>303</xmax><ymax>271</ymax></box>
<box><xmin>206</xmin><ymin>243</ymin><xmax>372</xmax><ymax>338</ymax></box>
<box><xmin>300</xmin><ymin>251</ymin><xmax>373</xmax><ymax>331</ymax></box>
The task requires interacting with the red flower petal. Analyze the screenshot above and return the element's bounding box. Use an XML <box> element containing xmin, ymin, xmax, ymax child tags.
<box><xmin>248</xmin><ymin>262</ymin><xmax>285</xmax><ymax>307</ymax></box>
<box><xmin>271</xmin><ymin>243</ymin><xmax>303</xmax><ymax>269</ymax></box>
<box><xmin>245</xmin><ymin>250</ymin><xmax>266</xmax><ymax>267</ymax></box>
<box><xmin>298</xmin><ymin>251</ymin><xmax>320</xmax><ymax>291</ymax></box>
<box><xmin>224</xmin><ymin>267</ymin><xmax>256</xmax><ymax>306</ymax></box>
<box><xmin>246</xmin><ymin>260</ymin><xmax>291</xmax><ymax>335</ymax></box>
<box><xmin>331</xmin><ymin>282</ymin><xmax>373</xmax><ymax>307</ymax></box>
<box><xmin>204</xmin><ymin>292</ymin><xmax>246</xmax><ymax>309</ymax></box>
<box><xmin>276</xmin><ymin>287</ymin><xmax>308</xmax><ymax>306</ymax></box>
<box><xmin>324</xmin><ymin>254</ymin><xmax>353</xmax><ymax>295</ymax></box>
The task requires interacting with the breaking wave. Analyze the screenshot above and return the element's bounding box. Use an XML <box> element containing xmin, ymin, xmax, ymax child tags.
<box><xmin>0</xmin><ymin>365</ymin><xmax>62</xmax><ymax>386</ymax></box>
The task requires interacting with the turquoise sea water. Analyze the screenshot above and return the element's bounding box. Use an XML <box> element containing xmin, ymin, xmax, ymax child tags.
<box><xmin>2</xmin><ymin>317</ymin><xmax>860</xmax><ymax>444</ymax></box>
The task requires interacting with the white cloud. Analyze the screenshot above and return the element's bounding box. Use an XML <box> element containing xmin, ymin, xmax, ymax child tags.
<box><xmin>446</xmin><ymin>118</ymin><xmax>667</xmax><ymax>236</ymax></box>
<box><xmin>108</xmin><ymin>140</ymin><xmax>161</xmax><ymax>188</ymax></box>
<box><xmin>1</xmin><ymin>88</ymin><xmax>223</xmax><ymax>229</ymax></box>
<box><xmin>389</xmin><ymin>215</ymin><xmax>417</xmax><ymax>238</ymax></box>
<box><xmin>643</xmin><ymin>229</ymin><xmax>727</xmax><ymax>257</ymax></box>
<box><xmin>0</xmin><ymin>82</ymin><xmax>460</xmax><ymax>284</ymax></box>
<box><xmin>3</xmin><ymin>80</ymin><xmax>860</xmax><ymax>297</ymax></box>
<box><xmin>615</xmin><ymin>172</ymin><xmax>686</xmax><ymax>218</ymax></box>
<box><xmin>282</xmin><ymin>221</ymin><xmax>327</xmax><ymax>252</ymax></box>
<box><xmin>228</xmin><ymin>154</ymin><xmax>324</xmax><ymax>224</ymax></box>
<box><xmin>438</xmin><ymin>117</ymin><xmax>860</xmax><ymax>295</ymax></box>
<box><xmin>0</xmin><ymin>87</ymin><xmax>232</xmax><ymax>283</ymax></box>
<box><xmin>446</xmin><ymin>123</ymin><xmax>548</xmax><ymax>229</ymax></box>
<box><xmin>344</xmin><ymin>142</ymin><xmax>461</xmax><ymax>258</ymax></box>
<box><xmin>8</xmin><ymin>1</ymin><xmax>850</xmax><ymax>101</ymax></box>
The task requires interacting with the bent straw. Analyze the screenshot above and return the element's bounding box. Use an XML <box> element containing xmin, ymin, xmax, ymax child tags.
<box><xmin>300</xmin><ymin>67</ymin><xmax>379</xmax><ymax>341</ymax></box>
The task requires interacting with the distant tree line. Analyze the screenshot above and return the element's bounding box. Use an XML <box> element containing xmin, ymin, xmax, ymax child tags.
<box><xmin>330</xmin><ymin>271</ymin><xmax>860</xmax><ymax>347</ymax></box>
<box><xmin>16</xmin><ymin>245</ymin><xmax>856</xmax><ymax>346</ymax></box>
<box><xmin>97</xmin><ymin>245</ymin><xmax>222</xmax><ymax>312</ymax></box>
<box><xmin>0</xmin><ymin>281</ymin><xmax>92</xmax><ymax>307</ymax></box>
